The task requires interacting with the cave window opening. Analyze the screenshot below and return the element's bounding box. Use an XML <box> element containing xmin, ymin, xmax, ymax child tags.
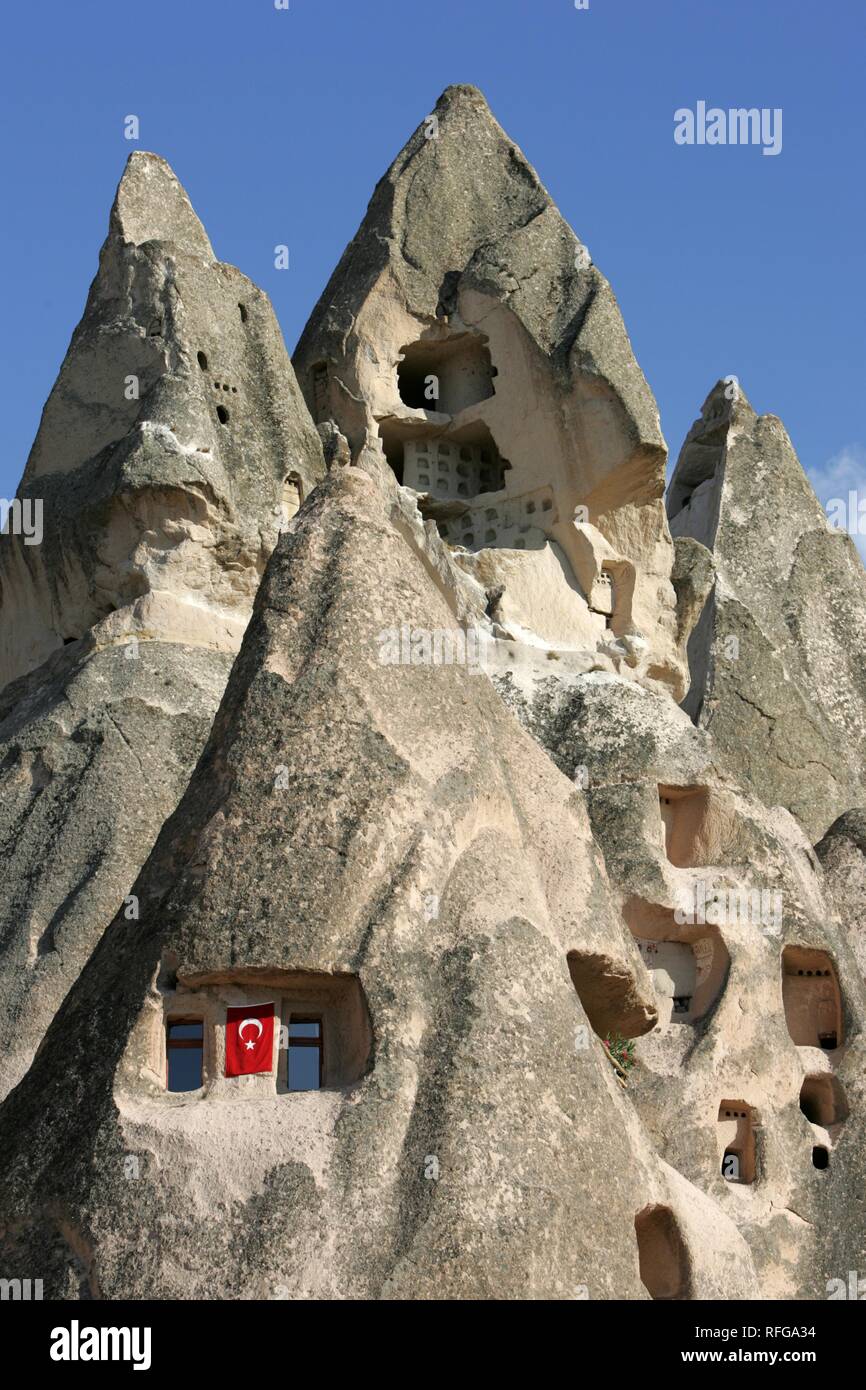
<box><xmin>166</xmin><ymin>1019</ymin><xmax>204</xmax><ymax>1093</ymax></box>
<box><xmin>799</xmin><ymin>1074</ymin><xmax>848</xmax><ymax>1127</ymax></box>
<box><xmin>216</xmin><ymin>405</ymin><xmax>230</xmax><ymax>425</ymax></box>
<box><xmin>197</xmin><ymin>351</ymin><xmax>208</xmax><ymax>370</ymax></box>
<box><xmin>657</xmin><ymin>785</ymin><xmax>713</xmax><ymax>868</ymax></box>
<box><xmin>589</xmin><ymin>570</ymin><xmax>614</xmax><ymax>618</ymax></box>
<box><xmin>635</xmin><ymin>938</ymin><xmax>698</xmax><ymax>1026</ymax></box>
<box><xmin>281</xmin><ymin>473</ymin><xmax>304</xmax><ymax>526</ymax></box>
<box><xmin>239</xmin><ymin>303</ymin><xmax>248</xmax><ymax>323</ymax></box>
<box><xmin>402</xmin><ymin>436</ymin><xmax>508</xmax><ymax>499</ymax></box>
<box><xmin>287</xmin><ymin>1017</ymin><xmax>323</xmax><ymax>1092</ymax></box>
<box><xmin>396</xmin><ymin>333</ymin><xmax>495</xmax><ymax>415</ymax></box>
<box><xmin>812</xmin><ymin>1145</ymin><xmax>829</xmax><ymax>1170</ymax></box>
<box><xmin>634</xmin><ymin>1205</ymin><xmax>691</xmax><ymax>1300</ymax></box>
<box><xmin>718</xmin><ymin>1102</ymin><xmax>756</xmax><ymax>1184</ymax></box>
<box><xmin>782</xmin><ymin>947</ymin><xmax>843</xmax><ymax>1050</ymax></box>
<box><xmin>566</xmin><ymin>947</ymin><xmax>653</xmax><ymax>1041</ymax></box>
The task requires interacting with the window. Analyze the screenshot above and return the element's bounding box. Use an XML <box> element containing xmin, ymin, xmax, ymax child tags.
<box><xmin>281</xmin><ymin>472</ymin><xmax>304</xmax><ymax>524</ymax></box>
<box><xmin>799</xmin><ymin>1074</ymin><xmax>848</xmax><ymax>1128</ymax></box>
<box><xmin>166</xmin><ymin>1019</ymin><xmax>204</xmax><ymax>1092</ymax></box>
<box><xmin>781</xmin><ymin>947</ymin><xmax>843</xmax><ymax>1049</ymax></box>
<box><xmin>287</xmin><ymin>1018</ymin><xmax>322</xmax><ymax>1092</ymax></box>
<box><xmin>634</xmin><ymin>1205</ymin><xmax>691</xmax><ymax>1300</ymax></box>
<box><xmin>718</xmin><ymin>1101</ymin><xmax>756</xmax><ymax>1184</ymax></box>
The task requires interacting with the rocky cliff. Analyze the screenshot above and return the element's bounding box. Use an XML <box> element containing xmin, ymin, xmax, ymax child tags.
<box><xmin>0</xmin><ymin>89</ymin><xmax>863</xmax><ymax>1302</ymax></box>
<box><xmin>668</xmin><ymin>380</ymin><xmax>866</xmax><ymax>840</ymax></box>
<box><xmin>0</xmin><ymin>152</ymin><xmax>324</xmax><ymax>1096</ymax></box>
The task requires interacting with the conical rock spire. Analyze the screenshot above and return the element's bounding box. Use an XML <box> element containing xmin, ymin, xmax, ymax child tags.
<box><xmin>0</xmin><ymin>152</ymin><xmax>323</xmax><ymax>1096</ymax></box>
<box><xmin>668</xmin><ymin>379</ymin><xmax>866</xmax><ymax>838</ymax></box>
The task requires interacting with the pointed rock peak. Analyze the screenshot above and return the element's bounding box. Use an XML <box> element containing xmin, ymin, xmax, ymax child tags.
<box><xmin>693</xmin><ymin>377</ymin><xmax>755</xmax><ymax>439</ymax></box>
<box><xmin>296</xmin><ymin>90</ymin><xmax>685</xmax><ymax>701</ymax></box>
<box><xmin>435</xmin><ymin>82</ymin><xmax>491</xmax><ymax>112</ymax></box>
<box><xmin>2</xmin><ymin>146</ymin><xmax>323</xmax><ymax>694</ymax></box>
<box><xmin>667</xmin><ymin>378</ymin><xmax>754</xmax><ymax>534</ymax></box>
<box><xmin>669</xmin><ymin>376</ymin><xmax>866</xmax><ymax>838</ymax></box>
<box><xmin>108</xmin><ymin>150</ymin><xmax>214</xmax><ymax>259</ymax></box>
<box><xmin>376</xmin><ymin>85</ymin><xmax>550</xmax><ymax>280</ymax></box>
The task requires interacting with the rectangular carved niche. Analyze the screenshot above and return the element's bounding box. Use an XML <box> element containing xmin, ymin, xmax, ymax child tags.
<box><xmin>628</xmin><ymin>902</ymin><xmax>729</xmax><ymax>1030</ymax></box>
<box><xmin>718</xmin><ymin>1101</ymin><xmax>757</xmax><ymax>1185</ymax></box>
<box><xmin>658</xmin><ymin>785</ymin><xmax>715</xmax><ymax>867</ymax></box>
<box><xmin>782</xmin><ymin>947</ymin><xmax>843</xmax><ymax>1050</ymax></box>
<box><xmin>146</xmin><ymin>969</ymin><xmax>371</xmax><ymax>1099</ymax></box>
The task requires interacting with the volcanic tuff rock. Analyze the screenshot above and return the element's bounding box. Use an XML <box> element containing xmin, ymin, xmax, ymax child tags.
<box><xmin>1</xmin><ymin>86</ymin><xmax>866</xmax><ymax>1303</ymax></box>
<box><xmin>668</xmin><ymin>380</ymin><xmax>866</xmax><ymax>841</ymax></box>
<box><xmin>0</xmin><ymin>152</ymin><xmax>324</xmax><ymax>1096</ymax></box>
<box><xmin>0</xmin><ymin>445</ymin><xmax>766</xmax><ymax>1300</ymax></box>
<box><xmin>501</xmin><ymin>669</ymin><xmax>866</xmax><ymax>1295</ymax></box>
<box><xmin>817</xmin><ymin>812</ymin><xmax>866</xmax><ymax>981</ymax></box>
<box><xmin>295</xmin><ymin>83</ymin><xmax>691</xmax><ymax>704</ymax></box>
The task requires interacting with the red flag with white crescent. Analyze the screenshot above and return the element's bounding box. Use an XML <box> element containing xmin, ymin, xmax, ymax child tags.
<box><xmin>225</xmin><ymin>1002</ymin><xmax>275</xmax><ymax>1077</ymax></box>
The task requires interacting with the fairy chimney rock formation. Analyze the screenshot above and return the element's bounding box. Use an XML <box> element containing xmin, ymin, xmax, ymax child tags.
<box><xmin>2</xmin><ymin>90</ymin><xmax>866</xmax><ymax>1306</ymax></box>
<box><xmin>0</xmin><ymin>151</ymin><xmax>324</xmax><ymax>1096</ymax></box>
<box><xmin>295</xmin><ymin>84</ymin><xmax>690</xmax><ymax>703</ymax></box>
<box><xmin>668</xmin><ymin>380</ymin><xmax>866</xmax><ymax>839</ymax></box>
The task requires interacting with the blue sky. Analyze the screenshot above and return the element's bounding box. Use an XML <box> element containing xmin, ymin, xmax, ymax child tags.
<box><xmin>2</xmin><ymin>0</ymin><xmax>864</xmax><ymax>527</ymax></box>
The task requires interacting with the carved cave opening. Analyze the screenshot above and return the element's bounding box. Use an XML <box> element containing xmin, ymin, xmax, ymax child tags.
<box><xmin>566</xmin><ymin>947</ymin><xmax>656</xmax><ymax>1041</ymax></box>
<box><xmin>282</xmin><ymin>472</ymin><xmax>304</xmax><ymax>524</ymax></box>
<box><xmin>658</xmin><ymin>785</ymin><xmax>714</xmax><ymax>868</ymax></box>
<box><xmin>626</xmin><ymin>903</ymin><xmax>730</xmax><ymax>1032</ymax></box>
<box><xmin>781</xmin><ymin>947</ymin><xmax>843</xmax><ymax>1050</ymax></box>
<box><xmin>155</xmin><ymin>972</ymin><xmax>372</xmax><ymax>1097</ymax></box>
<box><xmin>718</xmin><ymin>1101</ymin><xmax>757</xmax><ymax>1185</ymax></box>
<box><xmin>396</xmin><ymin>332</ymin><xmax>496</xmax><ymax>415</ymax></box>
<box><xmin>799</xmin><ymin>1073</ymin><xmax>848</xmax><ymax>1128</ymax></box>
<box><xmin>635</xmin><ymin>1205</ymin><xmax>692</xmax><ymax>1301</ymax></box>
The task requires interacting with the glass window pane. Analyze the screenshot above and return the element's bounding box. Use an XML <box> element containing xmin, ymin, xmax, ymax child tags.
<box><xmin>288</xmin><ymin>1044</ymin><xmax>320</xmax><ymax>1091</ymax></box>
<box><xmin>168</xmin><ymin>1022</ymin><xmax>203</xmax><ymax>1041</ymax></box>
<box><xmin>289</xmin><ymin>1021</ymin><xmax>320</xmax><ymax>1038</ymax></box>
<box><xmin>167</xmin><ymin>1020</ymin><xmax>203</xmax><ymax>1092</ymax></box>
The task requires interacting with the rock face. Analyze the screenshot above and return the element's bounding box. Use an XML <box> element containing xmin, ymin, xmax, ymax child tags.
<box><xmin>1</xmin><ymin>90</ymin><xmax>866</xmax><ymax>1304</ymax></box>
<box><xmin>295</xmin><ymin>83</ymin><xmax>689</xmax><ymax>703</ymax></box>
<box><xmin>500</xmin><ymin>669</ymin><xmax>866</xmax><ymax>1298</ymax></box>
<box><xmin>817</xmin><ymin>813</ymin><xmax>866</xmax><ymax>981</ymax></box>
<box><xmin>0</xmin><ymin>447</ymin><xmax>769</xmax><ymax>1301</ymax></box>
<box><xmin>0</xmin><ymin>153</ymin><xmax>324</xmax><ymax>1096</ymax></box>
<box><xmin>668</xmin><ymin>380</ymin><xmax>866</xmax><ymax>840</ymax></box>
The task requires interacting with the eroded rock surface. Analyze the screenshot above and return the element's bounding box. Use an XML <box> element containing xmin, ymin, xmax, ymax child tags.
<box><xmin>0</xmin><ymin>152</ymin><xmax>324</xmax><ymax>1095</ymax></box>
<box><xmin>502</xmin><ymin>668</ymin><xmax>866</xmax><ymax>1297</ymax></box>
<box><xmin>817</xmin><ymin>812</ymin><xmax>866</xmax><ymax>981</ymax></box>
<box><xmin>668</xmin><ymin>380</ymin><xmax>866</xmax><ymax>839</ymax></box>
<box><xmin>295</xmin><ymin>83</ymin><xmax>689</xmax><ymax>702</ymax></box>
<box><xmin>0</xmin><ymin>447</ymin><xmax>766</xmax><ymax>1300</ymax></box>
<box><xmin>0</xmin><ymin>92</ymin><xmax>865</xmax><ymax>1304</ymax></box>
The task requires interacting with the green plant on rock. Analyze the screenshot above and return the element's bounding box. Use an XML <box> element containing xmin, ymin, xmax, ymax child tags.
<box><xmin>603</xmin><ymin>1032</ymin><xmax>637</xmax><ymax>1074</ymax></box>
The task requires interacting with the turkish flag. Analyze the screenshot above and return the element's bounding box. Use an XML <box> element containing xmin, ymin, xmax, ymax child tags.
<box><xmin>225</xmin><ymin>1002</ymin><xmax>275</xmax><ymax>1077</ymax></box>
